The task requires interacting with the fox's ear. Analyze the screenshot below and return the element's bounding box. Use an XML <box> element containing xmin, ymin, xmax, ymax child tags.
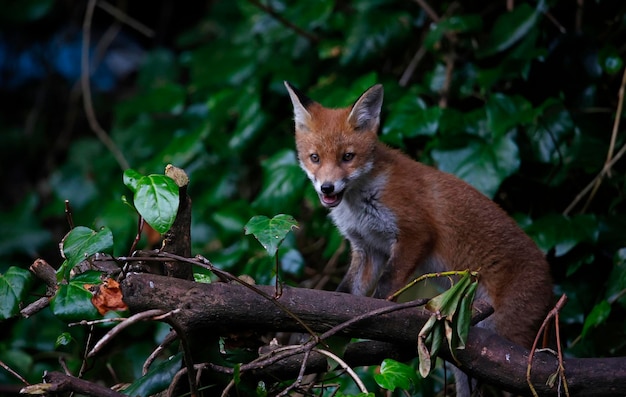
<box><xmin>348</xmin><ymin>84</ymin><xmax>384</xmax><ymax>131</ymax></box>
<box><xmin>284</xmin><ymin>81</ymin><xmax>313</xmax><ymax>131</ymax></box>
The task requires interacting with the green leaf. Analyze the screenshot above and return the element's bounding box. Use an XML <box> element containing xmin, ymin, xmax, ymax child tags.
<box><xmin>244</xmin><ymin>214</ymin><xmax>299</xmax><ymax>257</ymax></box>
<box><xmin>456</xmin><ymin>280</ymin><xmax>478</xmax><ymax>349</ymax></box>
<box><xmin>382</xmin><ymin>94</ymin><xmax>441</xmax><ymax>146</ymax></box>
<box><xmin>374</xmin><ymin>359</ymin><xmax>418</xmax><ymax>391</ymax></box>
<box><xmin>431</xmin><ymin>134</ymin><xmax>520</xmax><ymax>198</ymax></box>
<box><xmin>123</xmin><ymin>169</ymin><xmax>143</xmax><ymax>193</ymax></box>
<box><xmin>485</xmin><ymin>93</ymin><xmax>533</xmax><ymax>137</ymax></box>
<box><xmin>479</xmin><ymin>0</ymin><xmax>545</xmax><ymax>57</ymax></box>
<box><xmin>425</xmin><ymin>272</ymin><xmax>473</xmax><ymax>320</ymax></box>
<box><xmin>133</xmin><ymin>174</ymin><xmax>180</xmax><ymax>234</ymax></box>
<box><xmin>50</xmin><ymin>271</ymin><xmax>102</xmax><ymax>321</ymax></box>
<box><xmin>122</xmin><ymin>353</ymin><xmax>183</xmax><ymax>397</ymax></box>
<box><xmin>581</xmin><ymin>300</ymin><xmax>611</xmax><ymax>339</ymax></box>
<box><xmin>0</xmin><ymin>267</ymin><xmax>33</xmax><ymax>319</ymax></box>
<box><xmin>60</xmin><ymin>226</ymin><xmax>114</xmax><ymax>277</ymax></box>
<box><xmin>252</xmin><ymin>150</ymin><xmax>307</xmax><ymax>215</ymax></box>
<box><xmin>524</xmin><ymin>214</ymin><xmax>598</xmax><ymax>257</ymax></box>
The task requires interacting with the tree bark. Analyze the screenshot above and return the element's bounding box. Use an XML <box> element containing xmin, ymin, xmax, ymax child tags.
<box><xmin>121</xmin><ymin>272</ymin><xmax>626</xmax><ymax>397</ymax></box>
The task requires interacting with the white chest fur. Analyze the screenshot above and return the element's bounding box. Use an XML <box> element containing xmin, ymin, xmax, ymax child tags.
<box><xmin>329</xmin><ymin>173</ymin><xmax>398</xmax><ymax>255</ymax></box>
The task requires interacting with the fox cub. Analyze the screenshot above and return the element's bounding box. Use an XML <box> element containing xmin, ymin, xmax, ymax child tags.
<box><xmin>284</xmin><ymin>81</ymin><xmax>552</xmax><ymax>388</ymax></box>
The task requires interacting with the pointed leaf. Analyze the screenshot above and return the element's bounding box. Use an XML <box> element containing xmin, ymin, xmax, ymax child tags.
<box><xmin>133</xmin><ymin>174</ymin><xmax>179</xmax><ymax>234</ymax></box>
<box><xmin>431</xmin><ymin>133</ymin><xmax>520</xmax><ymax>198</ymax></box>
<box><xmin>60</xmin><ymin>226</ymin><xmax>114</xmax><ymax>277</ymax></box>
<box><xmin>374</xmin><ymin>358</ymin><xmax>418</xmax><ymax>391</ymax></box>
<box><xmin>425</xmin><ymin>272</ymin><xmax>472</xmax><ymax>319</ymax></box>
<box><xmin>456</xmin><ymin>280</ymin><xmax>478</xmax><ymax>348</ymax></box>
<box><xmin>244</xmin><ymin>214</ymin><xmax>299</xmax><ymax>257</ymax></box>
<box><xmin>51</xmin><ymin>271</ymin><xmax>102</xmax><ymax>321</ymax></box>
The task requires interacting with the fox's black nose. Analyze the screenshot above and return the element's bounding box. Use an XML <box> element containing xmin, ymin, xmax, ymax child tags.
<box><xmin>321</xmin><ymin>183</ymin><xmax>335</xmax><ymax>194</ymax></box>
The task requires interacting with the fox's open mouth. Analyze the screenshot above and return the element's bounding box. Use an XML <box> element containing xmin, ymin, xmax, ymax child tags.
<box><xmin>320</xmin><ymin>192</ymin><xmax>344</xmax><ymax>208</ymax></box>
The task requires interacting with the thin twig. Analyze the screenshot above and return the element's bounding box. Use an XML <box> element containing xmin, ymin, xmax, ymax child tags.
<box><xmin>87</xmin><ymin>309</ymin><xmax>167</xmax><ymax>357</ymax></box>
<box><xmin>313</xmin><ymin>348</ymin><xmax>368</xmax><ymax>393</ymax></box>
<box><xmin>527</xmin><ymin>294</ymin><xmax>568</xmax><ymax>397</ymax></box>
<box><xmin>143</xmin><ymin>330</ymin><xmax>178</xmax><ymax>375</ymax></box>
<box><xmin>564</xmin><ymin>66</ymin><xmax>626</xmax><ymax>215</ymax></box>
<box><xmin>247</xmin><ymin>0</ymin><xmax>318</xmax><ymax>43</ymax></box>
<box><xmin>81</xmin><ymin>0</ymin><xmax>129</xmax><ymax>170</ymax></box>
<box><xmin>413</xmin><ymin>0</ymin><xmax>440</xmax><ymax>22</ymax></box>
<box><xmin>277</xmin><ymin>349</ymin><xmax>312</xmax><ymax>396</ymax></box>
<box><xmin>96</xmin><ymin>1</ymin><xmax>155</xmax><ymax>37</ymax></box>
<box><xmin>0</xmin><ymin>359</ymin><xmax>29</xmax><ymax>385</ymax></box>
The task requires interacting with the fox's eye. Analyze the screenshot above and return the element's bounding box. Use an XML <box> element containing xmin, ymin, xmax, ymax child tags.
<box><xmin>342</xmin><ymin>152</ymin><xmax>355</xmax><ymax>162</ymax></box>
<box><xmin>310</xmin><ymin>154</ymin><xmax>320</xmax><ymax>163</ymax></box>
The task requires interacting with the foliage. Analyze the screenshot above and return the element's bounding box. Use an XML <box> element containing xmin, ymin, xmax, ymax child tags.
<box><xmin>1</xmin><ymin>0</ymin><xmax>626</xmax><ymax>394</ymax></box>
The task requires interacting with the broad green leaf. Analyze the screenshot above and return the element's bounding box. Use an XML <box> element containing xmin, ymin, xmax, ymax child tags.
<box><xmin>374</xmin><ymin>359</ymin><xmax>418</xmax><ymax>391</ymax></box>
<box><xmin>526</xmin><ymin>100</ymin><xmax>575</xmax><ymax>164</ymax></box>
<box><xmin>134</xmin><ymin>174</ymin><xmax>179</xmax><ymax>234</ymax></box>
<box><xmin>0</xmin><ymin>267</ymin><xmax>33</xmax><ymax>319</ymax></box>
<box><xmin>382</xmin><ymin>94</ymin><xmax>441</xmax><ymax>146</ymax></box>
<box><xmin>252</xmin><ymin>149</ymin><xmax>307</xmax><ymax>215</ymax></box>
<box><xmin>244</xmin><ymin>214</ymin><xmax>299</xmax><ymax>257</ymax></box>
<box><xmin>479</xmin><ymin>0</ymin><xmax>545</xmax><ymax>57</ymax></box>
<box><xmin>431</xmin><ymin>134</ymin><xmax>520</xmax><ymax>198</ymax></box>
<box><xmin>524</xmin><ymin>214</ymin><xmax>598</xmax><ymax>257</ymax></box>
<box><xmin>50</xmin><ymin>271</ymin><xmax>102</xmax><ymax>321</ymax></box>
<box><xmin>122</xmin><ymin>353</ymin><xmax>183</xmax><ymax>397</ymax></box>
<box><xmin>485</xmin><ymin>93</ymin><xmax>533</xmax><ymax>137</ymax></box>
<box><xmin>581</xmin><ymin>300</ymin><xmax>611</xmax><ymax>339</ymax></box>
<box><xmin>123</xmin><ymin>169</ymin><xmax>143</xmax><ymax>193</ymax></box>
<box><xmin>60</xmin><ymin>226</ymin><xmax>114</xmax><ymax>276</ymax></box>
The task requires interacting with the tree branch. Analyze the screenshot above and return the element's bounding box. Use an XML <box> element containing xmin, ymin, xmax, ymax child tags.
<box><xmin>121</xmin><ymin>273</ymin><xmax>626</xmax><ymax>396</ymax></box>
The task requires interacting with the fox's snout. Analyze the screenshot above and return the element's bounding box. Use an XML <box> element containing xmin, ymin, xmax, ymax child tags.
<box><xmin>317</xmin><ymin>181</ymin><xmax>344</xmax><ymax>208</ymax></box>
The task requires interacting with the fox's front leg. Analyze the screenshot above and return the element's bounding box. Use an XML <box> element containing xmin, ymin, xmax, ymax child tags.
<box><xmin>336</xmin><ymin>248</ymin><xmax>387</xmax><ymax>296</ymax></box>
<box><xmin>373</xmin><ymin>240</ymin><xmax>428</xmax><ymax>299</ymax></box>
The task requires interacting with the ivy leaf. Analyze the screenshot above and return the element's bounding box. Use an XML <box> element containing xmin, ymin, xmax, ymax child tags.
<box><xmin>252</xmin><ymin>150</ymin><xmax>307</xmax><ymax>215</ymax></box>
<box><xmin>382</xmin><ymin>94</ymin><xmax>441</xmax><ymax>146</ymax></box>
<box><xmin>50</xmin><ymin>271</ymin><xmax>102</xmax><ymax>321</ymax></box>
<box><xmin>244</xmin><ymin>214</ymin><xmax>299</xmax><ymax>257</ymax></box>
<box><xmin>0</xmin><ymin>266</ymin><xmax>33</xmax><ymax>320</ymax></box>
<box><xmin>374</xmin><ymin>359</ymin><xmax>418</xmax><ymax>391</ymax></box>
<box><xmin>485</xmin><ymin>93</ymin><xmax>533</xmax><ymax>137</ymax></box>
<box><xmin>478</xmin><ymin>0</ymin><xmax>546</xmax><ymax>57</ymax></box>
<box><xmin>60</xmin><ymin>226</ymin><xmax>114</xmax><ymax>277</ymax></box>
<box><xmin>132</xmin><ymin>174</ymin><xmax>179</xmax><ymax>234</ymax></box>
<box><xmin>524</xmin><ymin>214</ymin><xmax>598</xmax><ymax>257</ymax></box>
<box><xmin>431</xmin><ymin>134</ymin><xmax>520</xmax><ymax>198</ymax></box>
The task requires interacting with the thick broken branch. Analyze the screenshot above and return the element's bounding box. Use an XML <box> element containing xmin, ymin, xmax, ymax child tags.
<box><xmin>121</xmin><ymin>273</ymin><xmax>626</xmax><ymax>396</ymax></box>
